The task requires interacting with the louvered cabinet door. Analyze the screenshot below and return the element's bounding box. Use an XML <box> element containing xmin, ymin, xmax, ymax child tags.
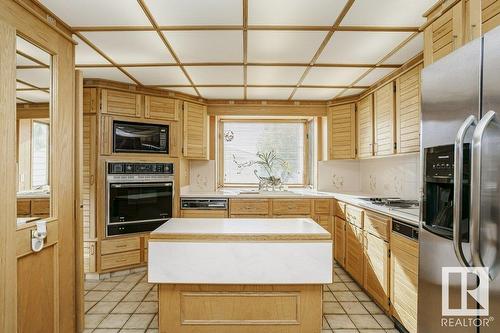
<box><xmin>482</xmin><ymin>0</ymin><xmax>500</xmax><ymax>33</ymax></box>
<box><xmin>328</xmin><ymin>103</ymin><xmax>356</xmax><ymax>160</ymax></box>
<box><xmin>396</xmin><ymin>65</ymin><xmax>422</xmax><ymax>154</ymax></box>
<box><xmin>183</xmin><ymin>102</ymin><xmax>208</xmax><ymax>160</ymax></box>
<box><xmin>100</xmin><ymin>89</ymin><xmax>142</xmax><ymax>117</ymax></box>
<box><xmin>357</xmin><ymin>94</ymin><xmax>374</xmax><ymax>159</ymax></box>
<box><xmin>374</xmin><ymin>82</ymin><xmax>396</xmax><ymax>156</ymax></box>
<box><xmin>144</xmin><ymin>95</ymin><xmax>180</xmax><ymax>121</ymax></box>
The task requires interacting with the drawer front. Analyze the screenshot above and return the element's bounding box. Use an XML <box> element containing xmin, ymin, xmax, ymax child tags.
<box><xmin>364</xmin><ymin>210</ymin><xmax>391</xmax><ymax>241</ymax></box>
<box><xmin>346</xmin><ymin>205</ymin><xmax>364</xmax><ymax>228</ymax></box>
<box><xmin>31</xmin><ymin>199</ymin><xmax>50</xmax><ymax>215</ymax></box>
<box><xmin>101</xmin><ymin>237</ymin><xmax>141</xmax><ymax>255</ymax></box>
<box><xmin>17</xmin><ymin>200</ymin><xmax>31</xmax><ymax>216</ymax></box>
<box><xmin>181</xmin><ymin>210</ymin><xmax>228</xmax><ymax>218</ymax></box>
<box><xmin>100</xmin><ymin>250</ymin><xmax>141</xmax><ymax>271</ymax></box>
<box><xmin>230</xmin><ymin>199</ymin><xmax>270</xmax><ymax>215</ymax></box>
<box><xmin>334</xmin><ymin>200</ymin><xmax>346</xmax><ymax>219</ymax></box>
<box><xmin>272</xmin><ymin>199</ymin><xmax>311</xmax><ymax>216</ymax></box>
<box><xmin>314</xmin><ymin>199</ymin><xmax>331</xmax><ymax>215</ymax></box>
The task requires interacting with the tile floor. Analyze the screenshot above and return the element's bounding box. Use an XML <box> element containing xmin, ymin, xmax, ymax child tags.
<box><xmin>84</xmin><ymin>262</ymin><xmax>399</xmax><ymax>333</ymax></box>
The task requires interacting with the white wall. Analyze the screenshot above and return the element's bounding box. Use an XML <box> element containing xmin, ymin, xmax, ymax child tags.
<box><xmin>188</xmin><ymin>160</ymin><xmax>216</xmax><ymax>192</ymax></box>
<box><xmin>317</xmin><ymin>160</ymin><xmax>361</xmax><ymax>193</ymax></box>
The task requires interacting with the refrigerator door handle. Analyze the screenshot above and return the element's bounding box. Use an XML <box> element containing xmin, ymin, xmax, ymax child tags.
<box><xmin>470</xmin><ymin>110</ymin><xmax>496</xmax><ymax>278</ymax></box>
<box><xmin>453</xmin><ymin>115</ymin><xmax>476</xmax><ymax>268</ymax></box>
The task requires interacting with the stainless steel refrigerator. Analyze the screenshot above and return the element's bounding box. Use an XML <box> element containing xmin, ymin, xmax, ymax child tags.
<box><xmin>419</xmin><ymin>26</ymin><xmax>500</xmax><ymax>333</ymax></box>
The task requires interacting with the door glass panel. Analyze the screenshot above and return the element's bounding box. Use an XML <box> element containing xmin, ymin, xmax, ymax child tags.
<box><xmin>15</xmin><ymin>35</ymin><xmax>52</xmax><ymax>224</ymax></box>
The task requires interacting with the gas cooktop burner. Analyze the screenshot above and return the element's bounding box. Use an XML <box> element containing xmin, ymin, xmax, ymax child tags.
<box><xmin>360</xmin><ymin>197</ymin><xmax>419</xmax><ymax>209</ymax></box>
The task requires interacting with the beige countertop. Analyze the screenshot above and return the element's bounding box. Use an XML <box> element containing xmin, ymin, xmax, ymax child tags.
<box><xmin>17</xmin><ymin>190</ymin><xmax>50</xmax><ymax>199</ymax></box>
<box><xmin>180</xmin><ymin>188</ymin><xmax>420</xmax><ymax>226</ymax></box>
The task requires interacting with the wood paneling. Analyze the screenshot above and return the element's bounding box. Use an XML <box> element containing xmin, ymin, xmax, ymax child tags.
<box><xmin>145</xmin><ymin>95</ymin><xmax>180</xmax><ymax>121</ymax></box>
<box><xmin>364</xmin><ymin>232</ymin><xmax>390</xmax><ymax>311</ymax></box>
<box><xmin>364</xmin><ymin>210</ymin><xmax>391</xmax><ymax>242</ymax></box>
<box><xmin>357</xmin><ymin>95</ymin><xmax>374</xmax><ymax>158</ymax></box>
<box><xmin>313</xmin><ymin>215</ymin><xmax>333</xmax><ymax>238</ymax></box>
<box><xmin>345</xmin><ymin>223</ymin><xmax>364</xmax><ymax>285</ymax></box>
<box><xmin>83</xmin><ymin>88</ymin><xmax>97</xmax><ymax>114</ymax></box>
<box><xmin>100</xmin><ymin>115</ymin><xmax>112</xmax><ymax>155</ymax></box>
<box><xmin>374</xmin><ymin>82</ymin><xmax>396</xmax><ymax>156</ymax></box>
<box><xmin>327</xmin><ymin>103</ymin><xmax>356</xmax><ymax>159</ymax></box>
<box><xmin>159</xmin><ymin>284</ymin><xmax>322</xmax><ymax>333</ymax></box>
<box><xmin>230</xmin><ymin>199</ymin><xmax>270</xmax><ymax>216</ymax></box>
<box><xmin>334</xmin><ymin>217</ymin><xmax>346</xmax><ymax>266</ymax></box>
<box><xmin>183</xmin><ymin>102</ymin><xmax>209</xmax><ymax>159</ymax></box>
<box><xmin>17</xmin><ymin>199</ymin><xmax>31</xmax><ymax>217</ymax></box>
<box><xmin>101</xmin><ymin>89</ymin><xmax>142</xmax><ymax>117</ymax></box>
<box><xmin>390</xmin><ymin>233</ymin><xmax>419</xmax><ymax>333</ymax></box>
<box><xmin>396</xmin><ymin>65</ymin><xmax>421</xmax><ymax>154</ymax></box>
<box><xmin>272</xmin><ymin>199</ymin><xmax>312</xmax><ymax>216</ymax></box>
<box><xmin>83</xmin><ymin>114</ymin><xmax>97</xmax><ymax>272</ymax></box>
<box><xmin>482</xmin><ymin>0</ymin><xmax>500</xmax><ymax>32</ymax></box>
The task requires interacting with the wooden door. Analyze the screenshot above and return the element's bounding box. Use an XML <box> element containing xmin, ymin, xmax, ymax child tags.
<box><xmin>183</xmin><ymin>102</ymin><xmax>208</xmax><ymax>159</ymax></box>
<box><xmin>390</xmin><ymin>233</ymin><xmax>419</xmax><ymax>333</ymax></box>
<box><xmin>334</xmin><ymin>217</ymin><xmax>346</xmax><ymax>266</ymax></box>
<box><xmin>327</xmin><ymin>103</ymin><xmax>356</xmax><ymax>159</ymax></box>
<box><xmin>357</xmin><ymin>94</ymin><xmax>374</xmax><ymax>158</ymax></box>
<box><xmin>145</xmin><ymin>95</ymin><xmax>180</xmax><ymax>121</ymax></box>
<box><xmin>396</xmin><ymin>65</ymin><xmax>422</xmax><ymax>154</ymax></box>
<box><xmin>345</xmin><ymin>223</ymin><xmax>364</xmax><ymax>285</ymax></box>
<box><xmin>374</xmin><ymin>82</ymin><xmax>396</xmax><ymax>156</ymax></box>
<box><xmin>364</xmin><ymin>232</ymin><xmax>390</xmax><ymax>311</ymax></box>
<box><xmin>101</xmin><ymin>89</ymin><xmax>142</xmax><ymax>117</ymax></box>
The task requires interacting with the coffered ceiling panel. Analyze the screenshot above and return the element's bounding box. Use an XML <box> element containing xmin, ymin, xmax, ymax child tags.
<box><xmin>318</xmin><ymin>31</ymin><xmax>412</xmax><ymax>64</ymax></box>
<box><xmin>341</xmin><ymin>0</ymin><xmax>437</xmax><ymax>27</ymax></box>
<box><xmin>124</xmin><ymin>66</ymin><xmax>189</xmax><ymax>85</ymax></box>
<box><xmin>81</xmin><ymin>31</ymin><xmax>175</xmax><ymax>64</ymax></box>
<box><xmin>302</xmin><ymin>67</ymin><xmax>367</xmax><ymax>86</ymax></box>
<box><xmin>78</xmin><ymin>67</ymin><xmax>135</xmax><ymax>84</ymax></box>
<box><xmin>248</xmin><ymin>31</ymin><xmax>327</xmax><ymax>63</ymax></box>
<box><xmin>17</xmin><ymin>90</ymin><xmax>50</xmax><ymax>103</ymax></box>
<box><xmin>293</xmin><ymin>88</ymin><xmax>344</xmax><ymax>100</ymax></box>
<box><xmin>160</xmin><ymin>87</ymin><xmax>198</xmax><ymax>96</ymax></box>
<box><xmin>185</xmin><ymin>66</ymin><xmax>244</xmax><ymax>85</ymax></box>
<box><xmin>145</xmin><ymin>0</ymin><xmax>242</xmax><ymax>25</ymax></box>
<box><xmin>16</xmin><ymin>36</ymin><xmax>50</xmax><ymax>65</ymax></box>
<box><xmin>17</xmin><ymin>68</ymin><xmax>50</xmax><ymax>87</ymax></box>
<box><xmin>339</xmin><ymin>88</ymin><xmax>366</xmax><ymax>97</ymax></box>
<box><xmin>247</xmin><ymin>87</ymin><xmax>295</xmax><ymax>100</ymax></box>
<box><xmin>198</xmin><ymin>87</ymin><xmax>244</xmax><ymax>99</ymax></box>
<box><xmin>355</xmin><ymin>68</ymin><xmax>394</xmax><ymax>86</ymax></box>
<box><xmin>247</xmin><ymin>66</ymin><xmax>306</xmax><ymax>85</ymax></box>
<box><xmin>249</xmin><ymin>0</ymin><xmax>347</xmax><ymax>26</ymax></box>
<box><xmin>383</xmin><ymin>33</ymin><xmax>424</xmax><ymax>65</ymax></box>
<box><xmin>164</xmin><ymin>31</ymin><xmax>243</xmax><ymax>62</ymax></box>
<box><xmin>74</xmin><ymin>36</ymin><xmax>110</xmax><ymax>65</ymax></box>
<box><xmin>39</xmin><ymin>0</ymin><xmax>150</xmax><ymax>26</ymax></box>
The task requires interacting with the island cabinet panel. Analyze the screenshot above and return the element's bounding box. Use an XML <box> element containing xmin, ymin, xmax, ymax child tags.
<box><xmin>364</xmin><ymin>210</ymin><xmax>391</xmax><ymax>242</ymax></box>
<box><xmin>229</xmin><ymin>199</ymin><xmax>270</xmax><ymax>216</ymax></box>
<box><xmin>345</xmin><ymin>223</ymin><xmax>364</xmax><ymax>285</ymax></box>
<box><xmin>334</xmin><ymin>217</ymin><xmax>346</xmax><ymax>266</ymax></box>
<box><xmin>334</xmin><ymin>200</ymin><xmax>346</xmax><ymax>220</ymax></box>
<box><xmin>100</xmin><ymin>89</ymin><xmax>143</xmax><ymax>118</ymax></box>
<box><xmin>272</xmin><ymin>199</ymin><xmax>312</xmax><ymax>216</ymax></box>
<box><xmin>144</xmin><ymin>95</ymin><xmax>180</xmax><ymax>121</ymax></box>
<box><xmin>390</xmin><ymin>233</ymin><xmax>419</xmax><ymax>333</ymax></box>
<box><xmin>374</xmin><ymin>82</ymin><xmax>396</xmax><ymax>156</ymax></box>
<box><xmin>183</xmin><ymin>102</ymin><xmax>209</xmax><ymax>160</ymax></box>
<box><xmin>396</xmin><ymin>65</ymin><xmax>422</xmax><ymax>154</ymax></box>
<box><xmin>483</xmin><ymin>0</ymin><xmax>500</xmax><ymax>33</ymax></box>
<box><xmin>345</xmin><ymin>204</ymin><xmax>364</xmax><ymax>229</ymax></box>
<box><xmin>364</xmin><ymin>232</ymin><xmax>390</xmax><ymax>312</ymax></box>
<box><xmin>158</xmin><ymin>284</ymin><xmax>322</xmax><ymax>333</ymax></box>
<box><xmin>357</xmin><ymin>94</ymin><xmax>374</xmax><ymax>159</ymax></box>
<box><xmin>327</xmin><ymin>103</ymin><xmax>356</xmax><ymax>159</ymax></box>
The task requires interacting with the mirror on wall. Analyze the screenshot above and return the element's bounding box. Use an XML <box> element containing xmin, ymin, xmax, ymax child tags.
<box><xmin>15</xmin><ymin>35</ymin><xmax>52</xmax><ymax>224</ymax></box>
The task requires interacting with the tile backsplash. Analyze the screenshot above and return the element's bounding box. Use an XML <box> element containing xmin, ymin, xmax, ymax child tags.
<box><xmin>189</xmin><ymin>160</ymin><xmax>216</xmax><ymax>192</ymax></box>
<box><xmin>318</xmin><ymin>154</ymin><xmax>420</xmax><ymax>199</ymax></box>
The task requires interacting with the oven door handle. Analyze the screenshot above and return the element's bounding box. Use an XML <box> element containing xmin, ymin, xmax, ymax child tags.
<box><xmin>110</xmin><ymin>183</ymin><xmax>173</xmax><ymax>188</ymax></box>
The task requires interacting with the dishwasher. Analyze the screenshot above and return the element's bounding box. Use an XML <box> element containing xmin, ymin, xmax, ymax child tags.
<box><xmin>180</xmin><ymin>198</ymin><xmax>229</xmax><ymax>218</ymax></box>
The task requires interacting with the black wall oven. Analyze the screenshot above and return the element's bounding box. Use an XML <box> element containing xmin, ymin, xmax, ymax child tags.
<box><xmin>106</xmin><ymin>162</ymin><xmax>174</xmax><ymax>236</ymax></box>
<box><xmin>113</xmin><ymin>121</ymin><xmax>169</xmax><ymax>154</ymax></box>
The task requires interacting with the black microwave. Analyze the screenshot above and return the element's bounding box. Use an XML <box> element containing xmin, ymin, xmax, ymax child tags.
<box><xmin>113</xmin><ymin>121</ymin><xmax>169</xmax><ymax>154</ymax></box>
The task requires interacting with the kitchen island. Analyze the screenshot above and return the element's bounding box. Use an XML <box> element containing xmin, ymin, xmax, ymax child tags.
<box><xmin>148</xmin><ymin>218</ymin><xmax>332</xmax><ymax>333</ymax></box>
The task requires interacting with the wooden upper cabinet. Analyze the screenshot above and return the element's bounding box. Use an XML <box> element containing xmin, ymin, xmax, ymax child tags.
<box><xmin>145</xmin><ymin>95</ymin><xmax>180</xmax><ymax>121</ymax></box>
<box><xmin>374</xmin><ymin>82</ymin><xmax>396</xmax><ymax>156</ymax></box>
<box><xmin>327</xmin><ymin>103</ymin><xmax>356</xmax><ymax>160</ymax></box>
<box><xmin>83</xmin><ymin>88</ymin><xmax>97</xmax><ymax>114</ymax></box>
<box><xmin>482</xmin><ymin>0</ymin><xmax>500</xmax><ymax>33</ymax></box>
<box><xmin>357</xmin><ymin>94</ymin><xmax>374</xmax><ymax>159</ymax></box>
<box><xmin>101</xmin><ymin>89</ymin><xmax>143</xmax><ymax>117</ymax></box>
<box><xmin>396</xmin><ymin>65</ymin><xmax>422</xmax><ymax>154</ymax></box>
<box><xmin>183</xmin><ymin>102</ymin><xmax>208</xmax><ymax>160</ymax></box>
<box><xmin>424</xmin><ymin>1</ymin><xmax>464</xmax><ymax>66</ymax></box>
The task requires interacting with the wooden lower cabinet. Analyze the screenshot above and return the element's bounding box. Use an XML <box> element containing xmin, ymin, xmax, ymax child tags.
<box><xmin>100</xmin><ymin>250</ymin><xmax>141</xmax><ymax>271</ymax></box>
<box><xmin>345</xmin><ymin>223</ymin><xmax>364</xmax><ymax>285</ymax></box>
<box><xmin>334</xmin><ymin>217</ymin><xmax>346</xmax><ymax>266</ymax></box>
<box><xmin>390</xmin><ymin>232</ymin><xmax>419</xmax><ymax>333</ymax></box>
<box><xmin>363</xmin><ymin>232</ymin><xmax>390</xmax><ymax>312</ymax></box>
<box><xmin>313</xmin><ymin>215</ymin><xmax>333</xmax><ymax>239</ymax></box>
<box><xmin>229</xmin><ymin>199</ymin><xmax>270</xmax><ymax>216</ymax></box>
<box><xmin>181</xmin><ymin>210</ymin><xmax>228</xmax><ymax>218</ymax></box>
<box><xmin>272</xmin><ymin>199</ymin><xmax>312</xmax><ymax>216</ymax></box>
